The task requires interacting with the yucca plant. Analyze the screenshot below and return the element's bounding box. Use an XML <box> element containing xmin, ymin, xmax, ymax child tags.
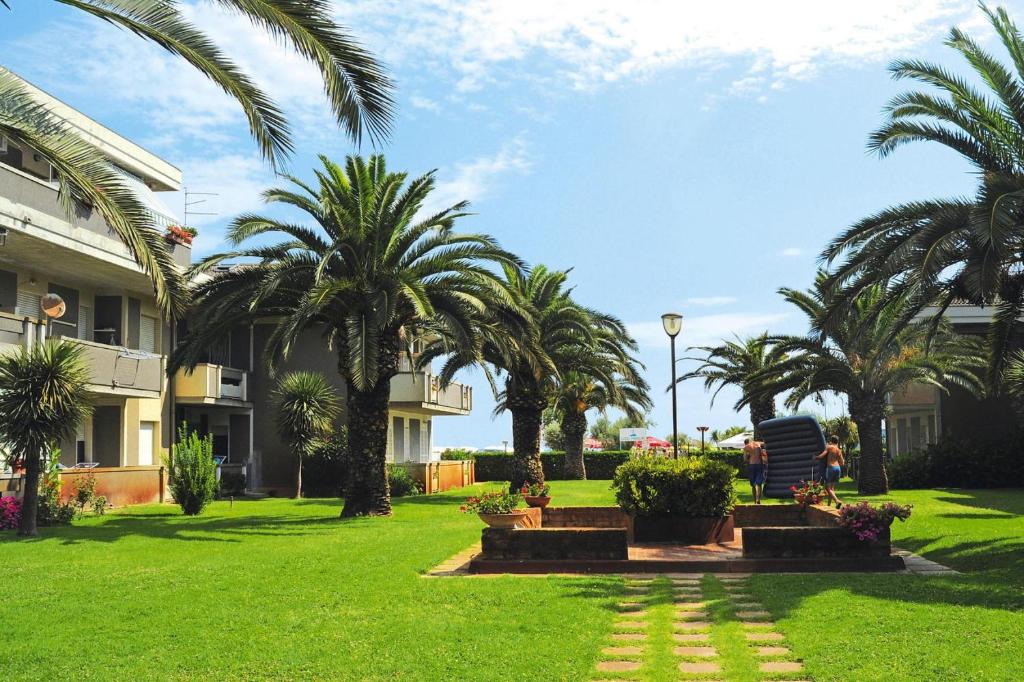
<box><xmin>273</xmin><ymin>372</ymin><xmax>341</xmax><ymax>499</ymax></box>
<box><xmin>173</xmin><ymin>155</ymin><xmax>520</xmax><ymax>517</ymax></box>
<box><xmin>0</xmin><ymin>340</ymin><xmax>91</xmax><ymax>537</ymax></box>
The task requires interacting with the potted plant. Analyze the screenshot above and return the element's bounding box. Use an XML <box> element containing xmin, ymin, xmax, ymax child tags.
<box><xmin>612</xmin><ymin>455</ymin><xmax>736</xmax><ymax>543</ymax></box>
<box><xmin>165</xmin><ymin>224</ymin><xmax>198</xmax><ymax>246</ymax></box>
<box><xmin>460</xmin><ymin>489</ymin><xmax>526</xmax><ymax>528</ymax></box>
<box><xmin>838</xmin><ymin>501</ymin><xmax>912</xmax><ymax>543</ymax></box>
<box><xmin>520</xmin><ymin>481</ymin><xmax>551</xmax><ymax>508</ymax></box>
<box><xmin>790</xmin><ymin>479</ymin><xmax>825</xmax><ymax>506</ymax></box>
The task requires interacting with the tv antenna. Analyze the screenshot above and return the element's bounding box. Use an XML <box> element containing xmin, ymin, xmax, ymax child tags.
<box><xmin>184</xmin><ymin>187</ymin><xmax>218</xmax><ymax>227</ymax></box>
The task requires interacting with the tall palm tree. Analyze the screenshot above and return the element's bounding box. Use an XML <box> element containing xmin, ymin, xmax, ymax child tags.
<box><xmin>679</xmin><ymin>334</ymin><xmax>787</xmax><ymax>439</ymax></box>
<box><xmin>1</xmin><ymin>1</ymin><xmax>393</xmax><ymax>316</ymax></box>
<box><xmin>0</xmin><ymin>340</ymin><xmax>91</xmax><ymax>537</ymax></box>
<box><xmin>761</xmin><ymin>275</ymin><xmax>986</xmax><ymax>494</ymax></box>
<box><xmin>173</xmin><ymin>155</ymin><xmax>520</xmax><ymax>517</ymax></box>
<box><xmin>822</xmin><ymin>3</ymin><xmax>1024</xmax><ymax>386</ymax></box>
<box><xmin>273</xmin><ymin>371</ymin><xmax>341</xmax><ymax>499</ymax></box>
<box><xmin>551</xmin><ymin>315</ymin><xmax>650</xmax><ymax>479</ymax></box>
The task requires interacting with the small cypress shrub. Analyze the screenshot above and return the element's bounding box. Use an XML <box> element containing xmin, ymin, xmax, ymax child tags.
<box><xmin>167</xmin><ymin>424</ymin><xmax>218</xmax><ymax>516</ymax></box>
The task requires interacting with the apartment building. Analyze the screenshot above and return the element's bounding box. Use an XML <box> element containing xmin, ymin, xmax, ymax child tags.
<box><xmin>1</xmin><ymin>73</ymin><xmax>473</xmax><ymax>500</ymax></box>
<box><xmin>886</xmin><ymin>302</ymin><xmax>1020</xmax><ymax>457</ymax></box>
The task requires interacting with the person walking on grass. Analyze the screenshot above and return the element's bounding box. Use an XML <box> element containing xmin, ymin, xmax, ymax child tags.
<box><xmin>816</xmin><ymin>435</ymin><xmax>845</xmax><ymax>508</ymax></box>
<box><xmin>743</xmin><ymin>437</ymin><xmax>768</xmax><ymax>504</ymax></box>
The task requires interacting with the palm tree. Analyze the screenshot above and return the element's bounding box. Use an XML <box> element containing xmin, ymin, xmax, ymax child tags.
<box><xmin>551</xmin><ymin>315</ymin><xmax>650</xmax><ymax>479</ymax></box>
<box><xmin>761</xmin><ymin>275</ymin><xmax>986</xmax><ymax>494</ymax></box>
<box><xmin>173</xmin><ymin>155</ymin><xmax>519</xmax><ymax>517</ymax></box>
<box><xmin>273</xmin><ymin>372</ymin><xmax>341</xmax><ymax>499</ymax></box>
<box><xmin>710</xmin><ymin>425</ymin><xmax>747</xmax><ymax>445</ymax></box>
<box><xmin>0</xmin><ymin>340</ymin><xmax>91</xmax><ymax>537</ymax></box>
<box><xmin>426</xmin><ymin>265</ymin><xmax>589</xmax><ymax>491</ymax></box>
<box><xmin>679</xmin><ymin>334</ymin><xmax>787</xmax><ymax>439</ymax></box>
<box><xmin>1</xmin><ymin>2</ymin><xmax>392</xmax><ymax>317</ymax></box>
<box><xmin>822</xmin><ymin>4</ymin><xmax>1024</xmax><ymax>385</ymax></box>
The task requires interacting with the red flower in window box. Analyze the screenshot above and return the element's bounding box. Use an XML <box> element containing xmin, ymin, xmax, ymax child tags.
<box><xmin>166</xmin><ymin>224</ymin><xmax>197</xmax><ymax>246</ymax></box>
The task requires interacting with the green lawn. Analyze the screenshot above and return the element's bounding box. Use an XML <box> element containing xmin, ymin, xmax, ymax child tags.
<box><xmin>3</xmin><ymin>479</ymin><xmax>1023</xmax><ymax>681</ymax></box>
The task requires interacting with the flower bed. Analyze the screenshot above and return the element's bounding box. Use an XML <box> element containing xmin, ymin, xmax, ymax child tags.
<box><xmin>838</xmin><ymin>501</ymin><xmax>912</xmax><ymax>542</ymax></box>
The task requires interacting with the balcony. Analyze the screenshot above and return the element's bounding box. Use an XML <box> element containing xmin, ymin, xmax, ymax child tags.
<box><xmin>389</xmin><ymin>371</ymin><xmax>472</xmax><ymax>415</ymax></box>
<box><xmin>175</xmin><ymin>363</ymin><xmax>249</xmax><ymax>405</ymax></box>
<box><xmin>0</xmin><ymin>315</ymin><xmax>162</xmax><ymax>397</ymax></box>
<box><xmin>0</xmin><ymin>161</ymin><xmax>191</xmax><ymax>268</ymax></box>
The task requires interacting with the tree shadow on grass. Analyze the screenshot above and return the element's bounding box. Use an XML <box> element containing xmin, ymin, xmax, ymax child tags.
<box><xmin>753</xmin><ymin>535</ymin><xmax>1024</xmax><ymax>621</ymax></box>
<box><xmin>933</xmin><ymin>488</ymin><xmax>1024</xmax><ymax>516</ymax></box>
<box><xmin>22</xmin><ymin>511</ymin><xmax>371</xmax><ymax>546</ymax></box>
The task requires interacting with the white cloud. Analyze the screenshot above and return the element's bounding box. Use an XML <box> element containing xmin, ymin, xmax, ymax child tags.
<box><xmin>410</xmin><ymin>95</ymin><xmax>441</xmax><ymax>112</ymax></box>
<box><xmin>424</xmin><ymin>137</ymin><xmax>533</xmax><ymax>213</ymax></box>
<box><xmin>781</xmin><ymin>247</ymin><xmax>804</xmax><ymax>257</ymax></box>
<box><xmin>628</xmin><ymin>312</ymin><xmax>788</xmax><ymax>348</ymax></box>
<box><xmin>337</xmin><ymin>0</ymin><xmax>975</xmax><ymax>95</ymax></box>
<box><xmin>686</xmin><ymin>296</ymin><xmax>737</xmax><ymax>307</ymax></box>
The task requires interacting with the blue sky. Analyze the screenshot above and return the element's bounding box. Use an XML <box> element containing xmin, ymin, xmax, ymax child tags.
<box><xmin>1</xmin><ymin>1</ymin><xmax>1012</xmax><ymax>447</ymax></box>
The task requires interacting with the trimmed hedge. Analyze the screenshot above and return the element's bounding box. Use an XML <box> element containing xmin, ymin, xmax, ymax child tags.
<box><xmin>464</xmin><ymin>449</ymin><xmax>746</xmax><ymax>481</ymax></box>
<box><xmin>888</xmin><ymin>435</ymin><xmax>1016</xmax><ymax>489</ymax></box>
<box><xmin>612</xmin><ymin>455</ymin><xmax>737</xmax><ymax>517</ymax></box>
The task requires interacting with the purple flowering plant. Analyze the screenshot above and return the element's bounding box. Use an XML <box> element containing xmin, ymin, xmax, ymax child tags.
<box><xmin>0</xmin><ymin>496</ymin><xmax>22</xmax><ymax>531</ymax></box>
<box><xmin>837</xmin><ymin>501</ymin><xmax>912</xmax><ymax>542</ymax></box>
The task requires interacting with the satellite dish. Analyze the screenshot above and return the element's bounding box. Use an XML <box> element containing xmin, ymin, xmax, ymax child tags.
<box><xmin>41</xmin><ymin>293</ymin><xmax>66</xmax><ymax>319</ymax></box>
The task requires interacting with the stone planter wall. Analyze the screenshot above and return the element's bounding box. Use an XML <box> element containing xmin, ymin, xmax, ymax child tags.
<box><xmin>742</xmin><ymin>525</ymin><xmax>891</xmax><ymax>558</ymax></box>
<box><xmin>481</xmin><ymin>527</ymin><xmax>629</xmax><ymax>560</ymax></box>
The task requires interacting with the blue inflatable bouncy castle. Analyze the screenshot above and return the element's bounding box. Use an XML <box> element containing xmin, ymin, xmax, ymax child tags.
<box><xmin>756</xmin><ymin>415</ymin><xmax>826</xmax><ymax>498</ymax></box>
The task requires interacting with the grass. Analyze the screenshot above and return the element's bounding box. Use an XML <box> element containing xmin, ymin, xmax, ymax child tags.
<box><xmin>3</xmin><ymin>478</ymin><xmax>1023</xmax><ymax>680</ymax></box>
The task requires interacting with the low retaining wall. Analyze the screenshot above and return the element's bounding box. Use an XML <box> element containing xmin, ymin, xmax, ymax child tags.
<box><xmin>481</xmin><ymin>527</ymin><xmax>629</xmax><ymax>560</ymax></box>
<box><xmin>743</xmin><ymin>526</ymin><xmax>891</xmax><ymax>558</ymax></box>
<box><xmin>58</xmin><ymin>466</ymin><xmax>166</xmax><ymax>507</ymax></box>
<box><xmin>739</xmin><ymin>503</ymin><xmax>893</xmax><ymax>558</ymax></box>
<box><xmin>542</xmin><ymin>506</ymin><xmax>632</xmax><ymax>531</ymax></box>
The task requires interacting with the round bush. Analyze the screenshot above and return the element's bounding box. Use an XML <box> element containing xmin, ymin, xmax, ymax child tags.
<box><xmin>612</xmin><ymin>455</ymin><xmax>737</xmax><ymax>518</ymax></box>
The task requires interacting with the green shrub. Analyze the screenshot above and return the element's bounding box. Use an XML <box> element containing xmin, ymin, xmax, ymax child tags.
<box><xmin>167</xmin><ymin>425</ymin><xmax>218</xmax><ymax>516</ymax></box>
<box><xmin>439</xmin><ymin>448</ymin><xmax>475</xmax><ymax>461</ymax></box>
<box><xmin>219</xmin><ymin>471</ymin><xmax>246</xmax><ymax>497</ymax></box>
<box><xmin>888</xmin><ymin>435</ymin><xmax>1016</xmax><ymax>489</ymax></box>
<box><xmin>302</xmin><ymin>431</ymin><xmax>348</xmax><ymax>497</ymax></box>
<box><xmin>700</xmin><ymin>449</ymin><xmax>745</xmax><ymax>475</ymax></box>
<box><xmin>471</xmin><ymin>450</ymin><xmax>633</xmax><ymax>481</ymax></box>
<box><xmin>387</xmin><ymin>465</ymin><xmax>423</xmax><ymax>497</ymax></box>
<box><xmin>38</xmin><ymin>456</ymin><xmax>75</xmax><ymax>527</ymax></box>
<box><xmin>612</xmin><ymin>455</ymin><xmax>737</xmax><ymax>518</ymax></box>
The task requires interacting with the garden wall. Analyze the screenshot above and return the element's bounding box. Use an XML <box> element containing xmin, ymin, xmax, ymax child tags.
<box><xmin>392</xmin><ymin>460</ymin><xmax>475</xmax><ymax>494</ymax></box>
<box><xmin>59</xmin><ymin>466</ymin><xmax>166</xmax><ymax>507</ymax></box>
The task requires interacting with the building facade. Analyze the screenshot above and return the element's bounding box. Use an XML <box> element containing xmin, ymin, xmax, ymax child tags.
<box><xmin>886</xmin><ymin>303</ymin><xmax>1020</xmax><ymax>457</ymax></box>
<box><xmin>1</xmin><ymin>73</ymin><xmax>473</xmax><ymax>499</ymax></box>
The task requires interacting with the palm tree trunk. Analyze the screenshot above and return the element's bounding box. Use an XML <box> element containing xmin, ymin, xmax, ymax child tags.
<box><xmin>507</xmin><ymin>391</ymin><xmax>546</xmax><ymax>492</ymax></box>
<box><xmin>17</xmin><ymin>445</ymin><xmax>41</xmax><ymax>537</ymax></box>
<box><xmin>750</xmin><ymin>396</ymin><xmax>776</xmax><ymax>440</ymax></box>
<box><xmin>294</xmin><ymin>451</ymin><xmax>303</xmax><ymax>500</ymax></box>
<box><xmin>561</xmin><ymin>411</ymin><xmax>588</xmax><ymax>480</ymax></box>
<box><xmin>341</xmin><ymin>379</ymin><xmax>393</xmax><ymax>517</ymax></box>
<box><xmin>850</xmin><ymin>395</ymin><xmax>888</xmax><ymax>495</ymax></box>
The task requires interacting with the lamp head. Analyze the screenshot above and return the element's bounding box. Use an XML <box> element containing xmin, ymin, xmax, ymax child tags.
<box><xmin>661</xmin><ymin>312</ymin><xmax>683</xmax><ymax>338</ymax></box>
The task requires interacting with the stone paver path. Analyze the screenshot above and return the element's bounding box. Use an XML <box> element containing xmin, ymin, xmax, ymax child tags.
<box><xmin>589</xmin><ymin>573</ymin><xmax>812</xmax><ymax>681</ymax></box>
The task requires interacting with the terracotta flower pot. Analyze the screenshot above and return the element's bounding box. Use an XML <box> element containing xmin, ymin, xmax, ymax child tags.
<box><xmin>478</xmin><ymin>510</ymin><xmax>529</xmax><ymax>528</ymax></box>
<box><xmin>523</xmin><ymin>495</ymin><xmax>551</xmax><ymax>508</ymax></box>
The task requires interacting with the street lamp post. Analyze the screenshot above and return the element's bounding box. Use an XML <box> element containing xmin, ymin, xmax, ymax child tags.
<box><xmin>697</xmin><ymin>425</ymin><xmax>709</xmax><ymax>455</ymax></box>
<box><xmin>661</xmin><ymin>312</ymin><xmax>683</xmax><ymax>459</ymax></box>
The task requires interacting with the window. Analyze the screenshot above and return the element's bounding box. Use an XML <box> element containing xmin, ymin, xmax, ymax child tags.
<box><xmin>140</xmin><ymin>315</ymin><xmax>158</xmax><ymax>354</ymax></box>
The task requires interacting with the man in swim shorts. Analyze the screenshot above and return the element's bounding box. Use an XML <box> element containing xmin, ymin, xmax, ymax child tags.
<box><xmin>816</xmin><ymin>435</ymin><xmax>845</xmax><ymax>508</ymax></box>
<box><xmin>743</xmin><ymin>437</ymin><xmax>768</xmax><ymax>504</ymax></box>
